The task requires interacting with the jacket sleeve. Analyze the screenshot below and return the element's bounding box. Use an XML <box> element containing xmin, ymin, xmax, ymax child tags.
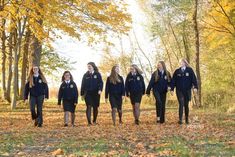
<box><xmin>167</xmin><ymin>71</ymin><xmax>172</xmax><ymax>88</ymax></box>
<box><xmin>142</xmin><ymin>76</ymin><xmax>145</xmax><ymax>95</ymax></box>
<box><xmin>171</xmin><ymin>70</ymin><xmax>177</xmax><ymax>91</ymax></box>
<box><xmin>44</xmin><ymin>83</ymin><xmax>49</xmax><ymax>99</ymax></box>
<box><xmin>80</xmin><ymin>74</ymin><xmax>85</xmax><ymax>96</ymax></box>
<box><xmin>74</xmin><ymin>83</ymin><xmax>79</xmax><ymax>104</ymax></box>
<box><xmin>58</xmin><ymin>84</ymin><xmax>63</xmax><ymax>105</ymax></box>
<box><xmin>105</xmin><ymin>77</ymin><xmax>109</xmax><ymax>99</ymax></box>
<box><xmin>191</xmin><ymin>68</ymin><xmax>198</xmax><ymax>89</ymax></box>
<box><xmin>98</xmin><ymin>73</ymin><xmax>103</xmax><ymax>91</ymax></box>
<box><xmin>125</xmin><ymin>75</ymin><xmax>130</xmax><ymax>97</ymax></box>
<box><xmin>146</xmin><ymin>74</ymin><xmax>154</xmax><ymax>95</ymax></box>
<box><xmin>24</xmin><ymin>81</ymin><xmax>30</xmax><ymax>100</ymax></box>
<box><xmin>121</xmin><ymin>77</ymin><xmax>125</xmax><ymax>96</ymax></box>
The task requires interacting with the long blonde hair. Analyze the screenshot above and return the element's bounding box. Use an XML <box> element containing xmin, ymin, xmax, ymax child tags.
<box><xmin>27</xmin><ymin>66</ymin><xmax>47</xmax><ymax>88</ymax></box>
<box><xmin>109</xmin><ymin>65</ymin><xmax>121</xmax><ymax>84</ymax></box>
<box><xmin>154</xmin><ymin>61</ymin><xmax>171</xmax><ymax>82</ymax></box>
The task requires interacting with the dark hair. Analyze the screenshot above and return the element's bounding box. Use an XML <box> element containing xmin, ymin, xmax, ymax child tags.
<box><xmin>88</xmin><ymin>62</ymin><xmax>99</xmax><ymax>72</ymax></box>
<box><xmin>61</xmin><ymin>71</ymin><xmax>73</xmax><ymax>82</ymax></box>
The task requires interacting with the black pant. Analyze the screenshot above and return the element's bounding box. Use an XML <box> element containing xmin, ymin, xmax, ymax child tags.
<box><xmin>30</xmin><ymin>95</ymin><xmax>44</xmax><ymax>124</ymax></box>
<box><xmin>153</xmin><ymin>91</ymin><xmax>166</xmax><ymax>123</ymax></box>
<box><xmin>176</xmin><ymin>90</ymin><xmax>189</xmax><ymax>122</ymax></box>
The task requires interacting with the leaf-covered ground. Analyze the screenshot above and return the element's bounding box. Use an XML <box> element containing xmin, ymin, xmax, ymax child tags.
<box><xmin>0</xmin><ymin>101</ymin><xmax>234</xmax><ymax>156</ymax></box>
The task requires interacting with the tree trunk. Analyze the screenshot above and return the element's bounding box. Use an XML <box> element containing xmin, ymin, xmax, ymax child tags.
<box><xmin>1</xmin><ymin>18</ymin><xmax>7</xmax><ymax>99</ymax></box>
<box><xmin>29</xmin><ymin>35</ymin><xmax>42</xmax><ymax>67</ymax></box>
<box><xmin>6</xmin><ymin>33</ymin><xmax>13</xmax><ymax>102</ymax></box>
<box><xmin>168</xmin><ymin>21</ymin><xmax>183</xmax><ymax>58</ymax></box>
<box><xmin>19</xmin><ymin>28</ymin><xmax>30</xmax><ymax>100</ymax></box>
<box><xmin>193</xmin><ymin>0</ymin><xmax>202</xmax><ymax>107</ymax></box>
<box><xmin>11</xmin><ymin>29</ymin><xmax>18</xmax><ymax>109</ymax></box>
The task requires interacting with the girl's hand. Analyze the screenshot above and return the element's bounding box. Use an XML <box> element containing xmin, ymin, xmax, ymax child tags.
<box><xmin>24</xmin><ymin>99</ymin><xmax>28</xmax><ymax>104</ymax></box>
<box><xmin>74</xmin><ymin>103</ymin><xmax>77</xmax><ymax>106</ymax></box>
<box><xmin>193</xmin><ymin>88</ymin><xmax>198</xmax><ymax>93</ymax></box>
<box><xmin>167</xmin><ymin>87</ymin><xmax>171</xmax><ymax>92</ymax></box>
<box><xmin>98</xmin><ymin>90</ymin><xmax>102</xmax><ymax>95</ymax></box>
<box><xmin>122</xmin><ymin>96</ymin><xmax>125</xmax><ymax>100</ymax></box>
<box><xmin>170</xmin><ymin>91</ymin><xmax>174</xmax><ymax>96</ymax></box>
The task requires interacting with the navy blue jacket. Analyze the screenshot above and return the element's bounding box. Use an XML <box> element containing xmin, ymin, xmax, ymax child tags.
<box><xmin>58</xmin><ymin>80</ymin><xmax>78</xmax><ymax>105</ymax></box>
<box><xmin>146</xmin><ymin>70</ymin><xmax>171</xmax><ymax>94</ymax></box>
<box><xmin>125</xmin><ymin>73</ymin><xmax>145</xmax><ymax>96</ymax></box>
<box><xmin>105</xmin><ymin>75</ymin><xmax>125</xmax><ymax>99</ymax></box>
<box><xmin>24</xmin><ymin>75</ymin><xmax>49</xmax><ymax>100</ymax></box>
<box><xmin>81</xmin><ymin>71</ymin><xmax>103</xmax><ymax>96</ymax></box>
<box><xmin>171</xmin><ymin>67</ymin><xmax>198</xmax><ymax>92</ymax></box>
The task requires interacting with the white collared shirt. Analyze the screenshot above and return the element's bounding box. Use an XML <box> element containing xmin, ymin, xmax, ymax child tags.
<box><xmin>34</xmin><ymin>74</ymin><xmax>39</xmax><ymax>77</ymax></box>
<box><xmin>131</xmin><ymin>72</ymin><xmax>137</xmax><ymax>76</ymax></box>
<box><xmin>65</xmin><ymin>80</ymin><xmax>70</xmax><ymax>84</ymax></box>
<box><xmin>181</xmin><ymin>66</ymin><xmax>186</xmax><ymax>71</ymax></box>
<box><xmin>89</xmin><ymin>70</ymin><xmax>94</xmax><ymax>75</ymax></box>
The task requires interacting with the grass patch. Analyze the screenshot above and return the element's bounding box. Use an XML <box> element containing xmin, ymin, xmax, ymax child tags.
<box><xmin>0</xmin><ymin>133</ymin><xmax>34</xmax><ymax>155</ymax></box>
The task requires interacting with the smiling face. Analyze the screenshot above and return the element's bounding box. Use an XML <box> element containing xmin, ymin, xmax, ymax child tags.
<box><xmin>157</xmin><ymin>62</ymin><xmax>163</xmax><ymax>71</ymax></box>
<box><xmin>130</xmin><ymin>66</ymin><xmax>136</xmax><ymax>74</ymax></box>
<box><xmin>87</xmin><ymin>64</ymin><xmax>94</xmax><ymax>72</ymax></box>
<box><xmin>115</xmin><ymin>66</ymin><xmax>120</xmax><ymax>74</ymax></box>
<box><xmin>64</xmin><ymin>72</ymin><xmax>71</xmax><ymax>81</ymax></box>
<box><xmin>180</xmin><ymin>59</ymin><xmax>186</xmax><ymax>67</ymax></box>
<box><xmin>33</xmin><ymin>66</ymin><xmax>39</xmax><ymax>74</ymax></box>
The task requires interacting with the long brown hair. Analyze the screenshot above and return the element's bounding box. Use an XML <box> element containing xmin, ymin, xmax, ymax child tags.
<box><xmin>88</xmin><ymin>62</ymin><xmax>99</xmax><ymax>72</ymax></box>
<box><xmin>131</xmin><ymin>64</ymin><xmax>143</xmax><ymax>75</ymax></box>
<box><xmin>27</xmin><ymin>66</ymin><xmax>47</xmax><ymax>88</ymax></box>
<box><xmin>154</xmin><ymin>61</ymin><xmax>171</xmax><ymax>82</ymax></box>
<box><xmin>109</xmin><ymin>65</ymin><xmax>121</xmax><ymax>84</ymax></box>
<box><xmin>61</xmin><ymin>71</ymin><xmax>74</xmax><ymax>82</ymax></box>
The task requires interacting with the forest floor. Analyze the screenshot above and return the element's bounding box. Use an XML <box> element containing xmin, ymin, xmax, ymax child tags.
<box><xmin>0</xmin><ymin>100</ymin><xmax>234</xmax><ymax>157</ymax></box>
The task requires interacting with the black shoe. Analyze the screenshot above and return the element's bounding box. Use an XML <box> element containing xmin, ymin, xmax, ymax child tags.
<box><xmin>135</xmin><ymin>119</ymin><xmax>140</xmax><ymax>125</ymax></box>
<box><xmin>156</xmin><ymin>120</ymin><xmax>160</xmax><ymax>123</ymax></box>
<box><xmin>119</xmin><ymin>120</ymin><xmax>123</xmax><ymax>124</ymax></box>
<box><xmin>178</xmin><ymin>121</ymin><xmax>183</xmax><ymax>125</ymax></box>
<box><xmin>38</xmin><ymin>124</ymin><xmax>42</xmax><ymax>127</ymax></box>
<box><xmin>93</xmin><ymin>122</ymin><xmax>98</xmax><ymax>125</ymax></box>
<box><xmin>64</xmin><ymin>124</ymin><xmax>68</xmax><ymax>127</ymax></box>
<box><xmin>185</xmin><ymin>120</ymin><xmax>189</xmax><ymax>124</ymax></box>
<box><xmin>88</xmin><ymin>122</ymin><xmax>92</xmax><ymax>126</ymax></box>
<box><xmin>34</xmin><ymin>120</ymin><xmax>38</xmax><ymax>126</ymax></box>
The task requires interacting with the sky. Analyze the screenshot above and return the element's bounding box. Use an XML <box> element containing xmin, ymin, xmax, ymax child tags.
<box><xmin>50</xmin><ymin>0</ymin><xmax>154</xmax><ymax>88</ymax></box>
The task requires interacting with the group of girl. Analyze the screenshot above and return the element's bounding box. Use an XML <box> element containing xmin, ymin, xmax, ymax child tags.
<box><xmin>24</xmin><ymin>59</ymin><xmax>198</xmax><ymax>127</ymax></box>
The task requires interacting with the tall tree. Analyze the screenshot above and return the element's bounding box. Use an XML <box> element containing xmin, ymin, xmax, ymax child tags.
<box><xmin>193</xmin><ymin>0</ymin><xmax>202</xmax><ymax>107</ymax></box>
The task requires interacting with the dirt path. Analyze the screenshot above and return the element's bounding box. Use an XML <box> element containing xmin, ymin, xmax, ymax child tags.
<box><xmin>0</xmin><ymin>102</ymin><xmax>234</xmax><ymax>156</ymax></box>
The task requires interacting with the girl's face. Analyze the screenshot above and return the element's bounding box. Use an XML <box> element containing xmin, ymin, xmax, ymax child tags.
<box><xmin>87</xmin><ymin>64</ymin><xmax>94</xmax><ymax>72</ymax></box>
<box><xmin>130</xmin><ymin>66</ymin><xmax>136</xmax><ymax>73</ymax></box>
<box><xmin>157</xmin><ymin>62</ymin><xmax>163</xmax><ymax>70</ymax></box>
<box><xmin>180</xmin><ymin>60</ymin><xmax>186</xmax><ymax>67</ymax></box>
<box><xmin>115</xmin><ymin>66</ymin><xmax>120</xmax><ymax>74</ymax></box>
<box><xmin>64</xmin><ymin>73</ymin><xmax>71</xmax><ymax>81</ymax></box>
<box><xmin>33</xmin><ymin>66</ymin><xmax>39</xmax><ymax>74</ymax></box>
